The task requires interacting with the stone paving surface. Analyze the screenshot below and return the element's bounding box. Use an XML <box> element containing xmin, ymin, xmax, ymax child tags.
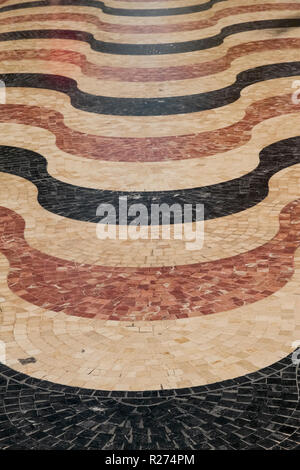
<box><xmin>0</xmin><ymin>0</ymin><xmax>300</xmax><ymax>450</ymax></box>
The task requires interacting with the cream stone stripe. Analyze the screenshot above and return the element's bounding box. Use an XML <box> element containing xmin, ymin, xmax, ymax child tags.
<box><xmin>0</xmin><ymin>29</ymin><xmax>299</xmax><ymax>68</ymax></box>
<box><xmin>0</xmin><ymin>113</ymin><xmax>299</xmax><ymax>191</ymax></box>
<box><xmin>2</xmin><ymin>49</ymin><xmax>300</xmax><ymax>98</ymax></box>
<box><xmin>4</xmin><ymin>78</ymin><xmax>298</xmax><ymax>137</ymax></box>
<box><xmin>0</xmin><ymin>0</ymin><xmax>287</xmax><ymax>26</ymax></box>
<box><xmin>0</xmin><ymin>9</ymin><xmax>298</xmax><ymax>43</ymax></box>
<box><xmin>0</xmin><ymin>248</ymin><xmax>299</xmax><ymax>390</ymax></box>
<box><xmin>0</xmin><ymin>165</ymin><xmax>299</xmax><ymax>267</ymax></box>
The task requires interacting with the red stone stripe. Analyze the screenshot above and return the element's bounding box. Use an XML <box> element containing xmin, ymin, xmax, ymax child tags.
<box><xmin>0</xmin><ymin>94</ymin><xmax>298</xmax><ymax>161</ymax></box>
<box><xmin>0</xmin><ymin>201</ymin><xmax>299</xmax><ymax>321</ymax></box>
<box><xmin>1</xmin><ymin>39</ymin><xmax>299</xmax><ymax>82</ymax></box>
<box><xmin>0</xmin><ymin>4</ymin><xmax>299</xmax><ymax>34</ymax></box>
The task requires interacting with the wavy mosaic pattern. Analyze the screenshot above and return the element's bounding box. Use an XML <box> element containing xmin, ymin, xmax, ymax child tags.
<box><xmin>1</xmin><ymin>136</ymin><xmax>300</xmax><ymax>223</ymax></box>
<box><xmin>0</xmin><ymin>199</ymin><xmax>299</xmax><ymax>321</ymax></box>
<box><xmin>1</xmin><ymin>163</ymin><xmax>300</xmax><ymax>268</ymax></box>
<box><xmin>2</xmin><ymin>63</ymin><xmax>300</xmax><ymax>116</ymax></box>
<box><xmin>1</xmin><ymin>4</ymin><xmax>300</xmax><ymax>35</ymax></box>
<box><xmin>1</xmin><ymin>19</ymin><xmax>300</xmax><ymax>55</ymax></box>
<box><xmin>0</xmin><ymin>93</ymin><xmax>297</xmax><ymax>162</ymax></box>
<box><xmin>0</xmin><ymin>235</ymin><xmax>299</xmax><ymax>390</ymax></box>
<box><xmin>0</xmin><ymin>0</ymin><xmax>299</xmax><ymax>450</ymax></box>
<box><xmin>0</xmin><ymin>38</ymin><xmax>299</xmax><ymax>82</ymax></box>
<box><xmin>0</xmin><ymin>0</ymin><xmax>228</xmax><ymax>17</ymax></box>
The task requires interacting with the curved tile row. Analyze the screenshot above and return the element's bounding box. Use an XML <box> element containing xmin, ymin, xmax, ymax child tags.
<box><xmin>0</xmin><ymin>4</ymin><xmax>299</xmax><ymax>35</ymax></box>
<box><xmin>2</xmin><ymin>28</ymin><xmax>298</xmax><ymax>72</ymax></box>
<box><xmin>2</xmin><ymin>8</ymin><xmax>299</xmax><ymax>46</ymax></box>
<box><xmin>0</xmin><ymin>198</ymin><xmax>300</xmax><ymax>321</ymax></box>
<box><xmin>3</xmin><ymin>45</ymin><xmax>300</xmax><ymax>99</ymax></box>
<box><xmin>1</xmin><ymin>61</ymin><xmax>300</xmax><ymax>116</ymax></box>
<box><xmin>1</xmin><ymin>163</ymin><xmax>299</xmax><ymax>267</ymax></box>
<box><xmin>0</xmin><ymin>37</ymin><xmax>299</xmax><ymax>82</ymax></box>
<box><xmin>7</xmin><ymin>77</ymin><xmax>294</xmax><ymax>135</ymax></box>
<box><xmin>0</xmin><ymin>19</ymin><xmax>300</xmax><ymax>55</ymax></box>
<box><xmin>1</xmin><ymin>136</ymin><xmax>300</xmax><ymax>222</ymax></box>
<box><xmin>0</xmin><ymin>93</ymin><xmax>297</xmax><ymax>162</ymax></box>
<box><xmin>0</xmin><ymin>357</ymin><xmax>299</xmax><ymax>449</ymax></box>
<box><xmin>0</xmin><ymin>0</ymin><xmax>227</xmax><ymax>17</ymax></box>
<box><xmin>3</xmin><ymin>111</ymin><xmax>299</xmax><ymax>192</ymax></box>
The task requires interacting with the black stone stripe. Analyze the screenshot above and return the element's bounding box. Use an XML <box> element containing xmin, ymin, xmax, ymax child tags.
<box><xmin>0</xmin><ymin>19</ymin><xmax>300</xmax><ymax>55</ymax></box>
<box><xmin>1</xmin><ymin>61</ymin><xmax>300</xmax><ymax>116</ymax></box>
<box><xmin>0</xmin><ymin>136</ymin><xmax>300</xmax><ymax>224</ymax></box>
<box><xmin>0</xmin><ymin>0</ymin><xmax>227</xmax><ymax>17</ymax></box>
<box><xmin>0</xmin><ymin>356</ymin><xmax>298</xmax><ymax>450</ymax></box>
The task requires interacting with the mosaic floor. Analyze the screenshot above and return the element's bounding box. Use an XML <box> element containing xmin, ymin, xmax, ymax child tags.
<box><xmin>0</xmin><ymin>0</ymin><xmax>300</xmax><ymax>450</ymax></box>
